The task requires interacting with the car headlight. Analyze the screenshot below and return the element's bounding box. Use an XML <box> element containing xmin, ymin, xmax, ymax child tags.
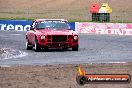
<box><xmin>41</xmin><ymin>35</ymin><xmax>45</xmax><ymax>40</ymax></box>
<box><xmin>74</xmin><ymin>36</ymin><xmax>78</xmax><ymax>40</ymax></box>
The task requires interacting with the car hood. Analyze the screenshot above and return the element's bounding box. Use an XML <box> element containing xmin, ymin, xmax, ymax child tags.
<box><xmin>36</xmin><ymin>29</ymin><xmax>77</xmax><ymax>35</ymax></box>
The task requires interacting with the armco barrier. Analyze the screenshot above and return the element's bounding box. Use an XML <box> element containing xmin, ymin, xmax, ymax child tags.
<box><xmin>0</xmin><ymin>20</ymin><xmax>75</xmax><ymax>31</ymax></box>
<box><xmin>75</xmin><ymin>22</ymin><xmax>132</xmax><ymax>35</ymax></box>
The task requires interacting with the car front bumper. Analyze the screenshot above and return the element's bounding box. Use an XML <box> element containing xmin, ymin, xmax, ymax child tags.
<box><xmin>38</xmin><ymin>41</ymin><xmax>78</xmax><ymax>48</ymax></box>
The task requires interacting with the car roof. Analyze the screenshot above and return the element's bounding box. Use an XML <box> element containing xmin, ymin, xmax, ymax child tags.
<box><xmin>35</xmin><ymin>19</ymin><xmax>68</xmax><ymax>22</ymax></box>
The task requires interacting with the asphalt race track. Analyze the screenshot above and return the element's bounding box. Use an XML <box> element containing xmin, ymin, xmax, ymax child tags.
<box><xmin>0</xmin><ymin>30</ymin><xmax>132</xmax><ymax>66</ymax></box>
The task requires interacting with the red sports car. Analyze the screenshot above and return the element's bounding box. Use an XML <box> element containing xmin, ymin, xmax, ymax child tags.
<box><xmin>26</xmin><ymin>19</ymin><xmax>79</xmax><ymax>52</ymax></box>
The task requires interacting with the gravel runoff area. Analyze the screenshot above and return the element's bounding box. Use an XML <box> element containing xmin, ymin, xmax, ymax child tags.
<box><xmin>0</xmin><ymin>0</ymin><xmax>132</xmax><ymax>22</ymax></box>
<box><xmin>0</xmin><ymin>63</ymin><xmax>132</xmax><ymax>88</ymax></box>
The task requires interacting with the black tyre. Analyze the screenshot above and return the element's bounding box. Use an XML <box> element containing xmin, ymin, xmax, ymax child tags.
<box><xmin>44</xmin><ymin>46</ymin><xmax>49</xmax><ymax>51</ymax></box>
<box><xmin>26</xmin><ymin>40</ymin><xmax>33</xmax><ymax>50</ymax></box>
<box><xmin>63</xmin><ymin>47</ymin><xmax>68</xmax><ymax>51</ymax></box>
<box><xmin>34</xmin><ymin>40</ymin><xmax>41</xmax><ymax>52</ymax></box>
<box><xmin>72</xmin><ymin>44</ymin><xmax>79</xmax><ymax>51</ymax></box>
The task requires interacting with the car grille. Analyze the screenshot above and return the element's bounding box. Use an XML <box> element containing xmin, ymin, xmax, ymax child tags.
<box><xmin>52</xmin><ymin>35</ymin><xmax>67</xmax><ymax>42</ymax></box>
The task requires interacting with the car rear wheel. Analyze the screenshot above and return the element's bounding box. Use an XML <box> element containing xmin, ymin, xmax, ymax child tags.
<box><xmin>26</xmin><ymin>41</ymin><xmax>33</xmax><ymax>50</ymax></box>
<box><xmin>72</xmin><ymin>44</ymin><xmax>79</xmax><ymax>51</ymax></box>
<box><xmin>34</xmin><ymin>40</ymin><xmax>41</xmax><ymax>52</ymax></box>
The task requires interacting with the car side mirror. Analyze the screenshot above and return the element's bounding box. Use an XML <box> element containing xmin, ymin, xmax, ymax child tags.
<box><xmin>30</xmin><ymin>27</ymin><xmax>34</xmax><ymax>30</ymax></box>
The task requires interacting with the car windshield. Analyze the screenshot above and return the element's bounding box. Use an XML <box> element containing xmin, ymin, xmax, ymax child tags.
<box><xmin>37</xmin><ymin>21</ymin><xmax>70</xmax><ymax>29</ymax></box>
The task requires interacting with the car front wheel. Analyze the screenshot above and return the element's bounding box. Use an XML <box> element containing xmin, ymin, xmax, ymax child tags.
<box><xmin>34</xmin><ymin>40</ymin><xmax>41</xmax><ymax>52</ymax></box>
<box><xmin>26</xmin><ymin>41</ymin><xmax>33</xmax><ymax>50</ymax></box>
<box><xmin>72</xmin><ymin>44</ymin><xmax>79</xmax><ymax>51</ymax></box>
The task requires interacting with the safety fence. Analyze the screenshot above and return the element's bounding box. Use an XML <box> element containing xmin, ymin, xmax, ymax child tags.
<box><xmin>0</xmin><ymin>20</ymin><xmax>132</xmax><ymax>35</ymax></box>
